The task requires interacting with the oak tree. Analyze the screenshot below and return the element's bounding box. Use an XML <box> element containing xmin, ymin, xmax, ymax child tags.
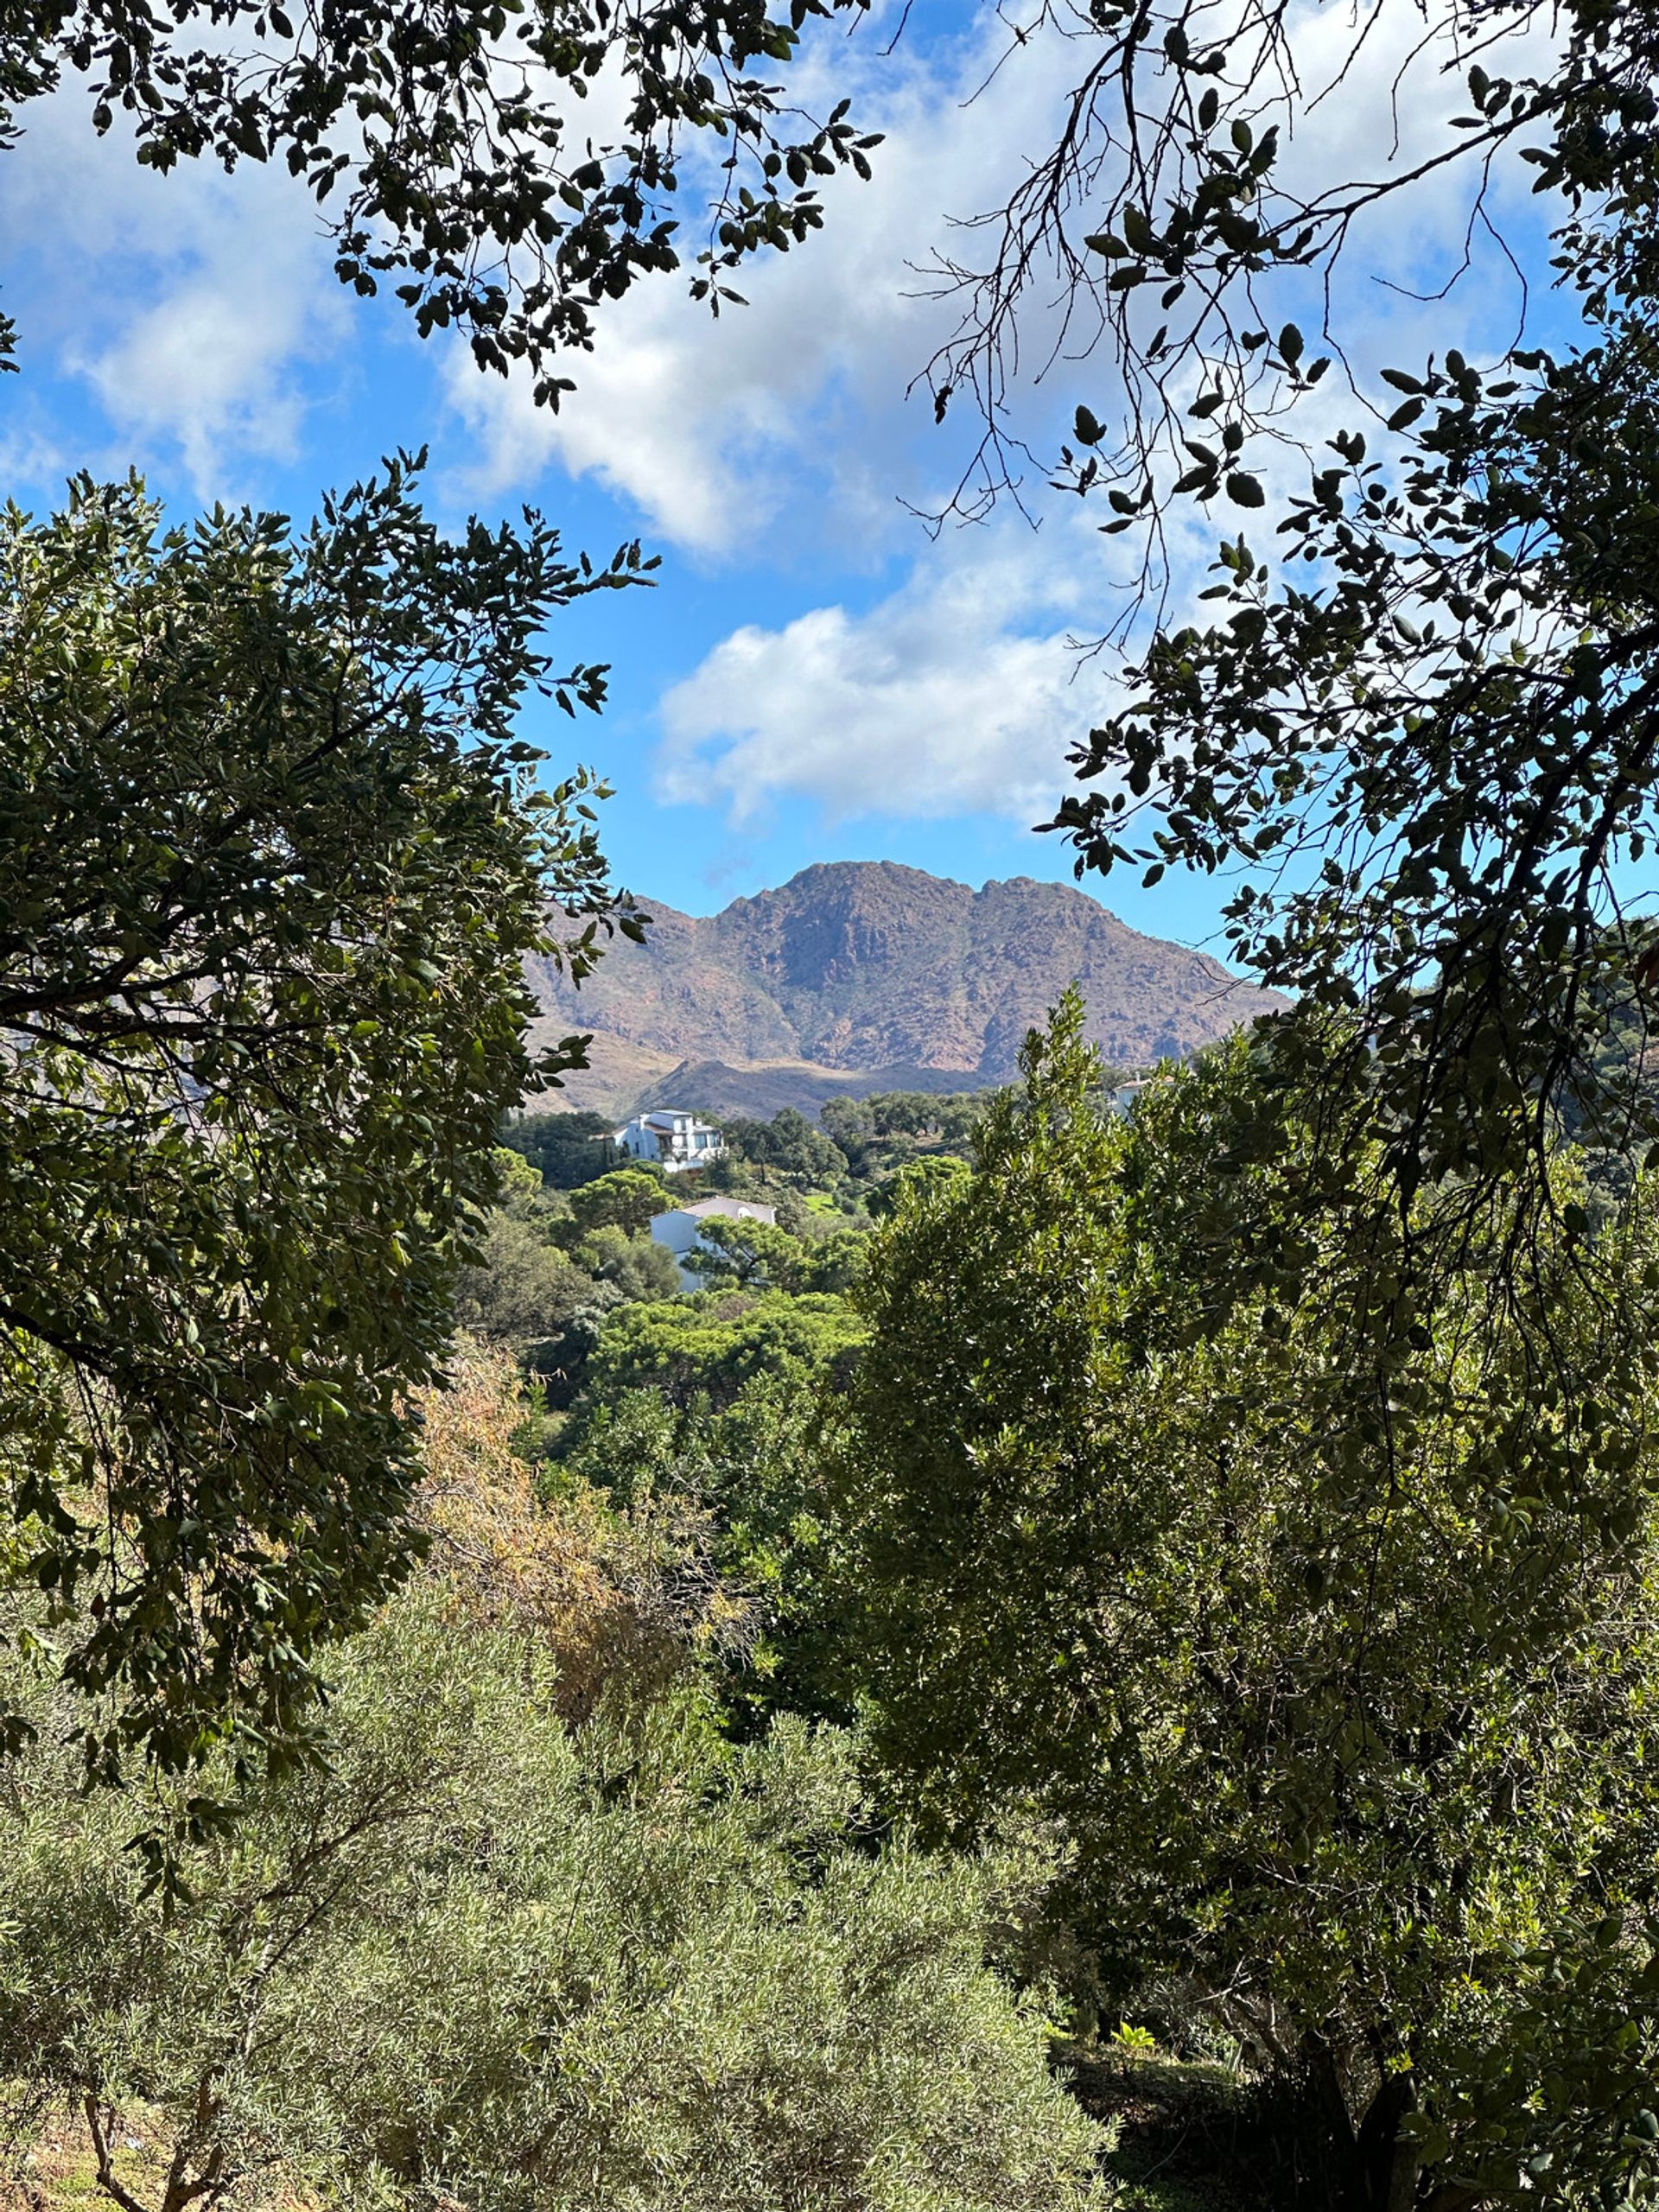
<box><xmin>0</xmin><ymin>461</ymin><xmax>644</xmax><ymax>1788</ymax></box>
<box><xmin>0</xmin><ymin>0</ymin><xmax>880</xmax><ymax>402</ymax></box>
<box><xmin>842</xmin><ymin>1001</ymin><xmax>1659</xmax><ymax>2211</ymax></box>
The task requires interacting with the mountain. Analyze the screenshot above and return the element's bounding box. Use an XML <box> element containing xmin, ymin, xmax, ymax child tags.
<box><xmin>526</xmin><ymin>861</ymin><xmax>1283</xmax><ymax>1120</ymax></box>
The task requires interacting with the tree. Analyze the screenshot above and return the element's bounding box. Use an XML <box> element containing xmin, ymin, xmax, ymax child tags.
<box><xmin>586</xmin><ymin>1287</ymin><xmax>864</xmax><ymax>1409</ymax></box>
<box><xmin>804</xmin><ymin>1226</ymin><xmax>870</xmax><ymax>1294</ymax></box>
<box><xmin>566</xmin><ymin>1166</ymin><xmax>672</xmax><ymax>1237</ymax></box>
<box><xmin>832</xmin><ymin>0</ymin><xmax>1659</xmax><ymax>1649</ymax></box>
<box><xmin>500</xmin><ymin>1109</ymin><xmax>616</xmax><ymax>1190</ymax></box>
<box><xmin>683</xmin><ymin>1212</ymin><xmax>812</xmax><ymax>1291</ymax></box>
<box><xmin>457</xmin><ymin>1160</ymin><xmax>679</xmax><ymax>1337</ymax></box>
<box><xmin>722</xmin><ymin>1106</ymin><xmax>849</xmax><ymax>1187</ymax></box>
<box><xmin>415</xmin><ymin>1340</ymin><xmax>734</xmax><ymax>1713</ymax></box>
<box><xmin>578</xmin><ymin>1223</ymin><xmax>684</xmax><ymax>1301</ymax></box>
<box><xmin>819</xmin><ymin>1091</ymin><xmax>987</xmax><ymax>1194</ymax></box>
<box><xmin>0</xmin><ymin>0</ymin><xmax>882</xmax><ymax>1816</ymax></box>
<box><xmin>0</xmin><ymin>1477</ymin><xmax>1104</xmax><ymax>2212</ymax></box>
<box><xmin>681</xmin><ymin>1212</ymin><xmax>871</xmax><ymax>1294</ymax></box>
<box><xmin>454</xmin><ymin>1154</ymin><xmax>597</xmax><ymax>1343</ymax></box>
<box><xmin>845</xmin><ymin>1092</ymin><xmax>988</xmax><ymax>1148</ymax></box>
<box><xmin>560</xmin><ymin>1359</ymin><xmax>851</xmax><ymax>1725</ymax></box>
<box><xmin>0</xmin><ymin>463</ymin><xmax>641</xmax><ymax>1789</ymax></box>
<box><xmin>457</xmin><ymin>1213</ymin><xmax>599</xmax><ymax>1341</ymax></box>
<box><xmin>866</xmin><ymin>1154</ymin><xmax>972</xmax><ymax>1217</ymax></box>
<box><xmin>0</xmin><ymin>1</ymin><xmax>880</xmax><ymax>402</ymax></box>
<box><xmin>899</xmin><ymin>0</ymin><xmax>1659</xmax><ymax>1243</ymax></box>
<box><xmin>840</xmin><ymin>999</ymin><xmax>1659</xmax><ymax>2211</ymax></box>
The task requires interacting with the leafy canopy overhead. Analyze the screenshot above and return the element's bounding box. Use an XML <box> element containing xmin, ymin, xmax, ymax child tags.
<box><xmin>0</xmin><ymin>0</ymin><xmax>880</xmax><ymax>400</ymax></box>
<box><xmin>0</xmin><ymin>460</ymin><xmax>645</xmax><ymax>1791</ymax></box>
<box><xmin>899</xmin><ymin>0</ymin><xmax>1659</xmax><ymax>1271</ymax></box>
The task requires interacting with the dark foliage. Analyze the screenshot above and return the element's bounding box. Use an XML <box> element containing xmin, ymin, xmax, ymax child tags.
<box><xmin>501</xmin><ymin>1109</ymin><xmax>618</xmax><ymax>1189</ymax></box>
<box><xmin>0</xmin><ymin>461</ymin><xmax>643</xmax><ymax>1793</ymax></box>
<box><xmin>0</xmin><ymin>0</ymin><xmax>879</xmax><ymax>402</ymax></box>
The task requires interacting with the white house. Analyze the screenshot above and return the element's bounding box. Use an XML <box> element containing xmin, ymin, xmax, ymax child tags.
<box><xmin>611</xmin><ymin>1109</ymin><xmax>726</xmax><ymax>1173</ymax></box>
<box><xmin>650</xmin><ymin>1195</ymin><xmax>777</xmax><ymax>1290</ymax></box>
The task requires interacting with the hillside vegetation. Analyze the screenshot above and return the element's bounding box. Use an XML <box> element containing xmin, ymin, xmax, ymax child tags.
<box><xmin>18</xmin><ymin>1017</ymin><xmax>1659</xmax><ymax>2212</ymax></box>
<box><xmin>10</xmin><ymin>0</ymin><xmax>1659</xmax><ymax>2198</ymax></box>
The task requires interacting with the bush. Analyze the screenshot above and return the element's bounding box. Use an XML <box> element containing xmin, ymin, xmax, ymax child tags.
<box><xmin>455</xmin><ymin>1209</ymin><xmax>598</xmax><ymax>1339</ymax></box>
<box><xmin>559</xmin><ymin>1362</ymin><xmax>850</xmax><ymax>1725</ymax></box>
<box><xmin>454</xmin><ymin>1150</ymin><xmax>593</xmax><ymax>1342</ymax></box>
<box><xmin>416</xmin><ymin>1342</ymin><xmax>713</xmax><ymax>1717</ymax></box>
<box><xmin>0</xmin><ymin>1590</ymin><xmax>1105</xmax><ymax>2212</ymax></box>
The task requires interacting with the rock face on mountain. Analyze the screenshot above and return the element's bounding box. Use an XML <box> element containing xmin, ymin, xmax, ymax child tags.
<box><xmin>527</xmin><ymin>861</ymin><xmax>1282</xmax><ymax>1118</ymax></box>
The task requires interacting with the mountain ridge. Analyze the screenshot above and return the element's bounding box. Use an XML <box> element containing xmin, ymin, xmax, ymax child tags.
<box><xmin>526</xmin><ymin>861</ymin><xmax>1282</xmax><ymax>1119</ymax></box>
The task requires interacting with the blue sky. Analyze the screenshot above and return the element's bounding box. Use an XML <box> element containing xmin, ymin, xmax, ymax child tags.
<box><xmin>0</xmin><ymin>0</ymin><xmax>1562</xmax><ymax>948</ymax></box>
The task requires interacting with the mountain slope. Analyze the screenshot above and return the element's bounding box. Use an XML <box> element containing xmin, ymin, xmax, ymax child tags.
<box><xmin>526</xmin><ymin>861</ymin><xmax>1282</xmax><ymax>1118</ymax></box>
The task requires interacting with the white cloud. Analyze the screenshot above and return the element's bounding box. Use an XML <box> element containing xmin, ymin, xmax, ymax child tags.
<box><xmin>440</xmin><ymin>16</ymin><xmax>1090</xmax><ymax>555</ymax></box>
<box><xmin>0</xmin><ymin>86</ymin><xmax>347</xmax><ymax>499</ymax></box>
<box><xmin>0</xmin><ymin>0</ymin><xmax>1557</xmax><ymax>535</ymax></box>
<box><xmin>79</xmin><ymin>228</ymin><xmax>347</xmax><ymax>496</ymax></box>
<box><xmin>0</xmin><ymin>3</ymin><xmax>1562</xmax><ymax>842</ymax></box>
<box><xmin>0</xmin><ymin>412</ymin><xmax>71</xmax><ymax>502</ymax></box>
<box><xmin>442</xmin><ymin>0</ymin><xmax>1559</xmax><ymax>565</ymax></box>
<box><xmin>639</xmin><ymin>0</ymin><xmax>1567</xmax><ymax>829</ymax></box>
<box><xmin>657</xmin><ymin>517</ymin><xmax>1110</xmax><ymax>823</ymax></box>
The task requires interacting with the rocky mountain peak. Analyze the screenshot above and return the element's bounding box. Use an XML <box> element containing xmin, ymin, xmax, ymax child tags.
<box><xmin>525</xmin><ymin>861</ymin><xmax>1282</xmax><ymax>1119</ymax></box>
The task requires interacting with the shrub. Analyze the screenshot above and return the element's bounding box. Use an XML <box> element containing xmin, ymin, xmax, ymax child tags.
<box><xmin>0</xmin><ymin>1590</ymin><xmax>1105</xmax><ymax>2212</ymax></box>
<box><xmin>559</xmin><ymin>1361</ymin><xmax>850</xmax><ymax>1726</ymax></box>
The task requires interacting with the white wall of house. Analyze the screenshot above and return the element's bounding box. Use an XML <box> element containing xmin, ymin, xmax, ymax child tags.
<box><xmin>612</xmin><ymin>1110</ymin><xmax>726</xmax><ymax>1173</ymax></box>
<box><xmin>650</xmin><ymin>1197</ymin><xmax>777</xmax><ymax>1290</ymax></box>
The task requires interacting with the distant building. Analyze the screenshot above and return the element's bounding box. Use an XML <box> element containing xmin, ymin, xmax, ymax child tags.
<box><xmin>611</xmin><ymin>1109</ymin><xmax>726</xmax><ymax>1173</ymax></box>
<box><xmin>1104</xmin><ymin>1080</ymin><xmax>1150</xmax><ymax>1116</ymax></box>
<box><xmin>650</xmin><ymin>1194</ymin><xmax>777</xmax><ymax>1289</ymax></box>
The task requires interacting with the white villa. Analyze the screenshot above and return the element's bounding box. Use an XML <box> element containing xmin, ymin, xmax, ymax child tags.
<box><xmin>611</xmin><ymin>1109</ymin><xmax>726</xmax><ymax>1173</ymax></box>
<box><xmin>650</xmin><ymin>1195</ymin><xmax>777</xmax><ymax>1289</ymax></box>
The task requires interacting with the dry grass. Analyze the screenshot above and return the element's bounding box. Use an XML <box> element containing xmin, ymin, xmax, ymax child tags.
<box><xmin>1</xmin><ymin>2101</ymin><xmax>170</xmax><ymax>2212</ymax></box>
<box><xmin>0</xmin><ymin>2103</ymin><xmax>319</xmax><ymax>2212</ymax></box>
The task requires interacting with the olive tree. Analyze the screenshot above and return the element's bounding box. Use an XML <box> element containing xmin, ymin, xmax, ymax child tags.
<box><xmin>0</xmin><ymin>1571</ymin><xmax>1106</xmax><ymax>2212</ymax></box>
